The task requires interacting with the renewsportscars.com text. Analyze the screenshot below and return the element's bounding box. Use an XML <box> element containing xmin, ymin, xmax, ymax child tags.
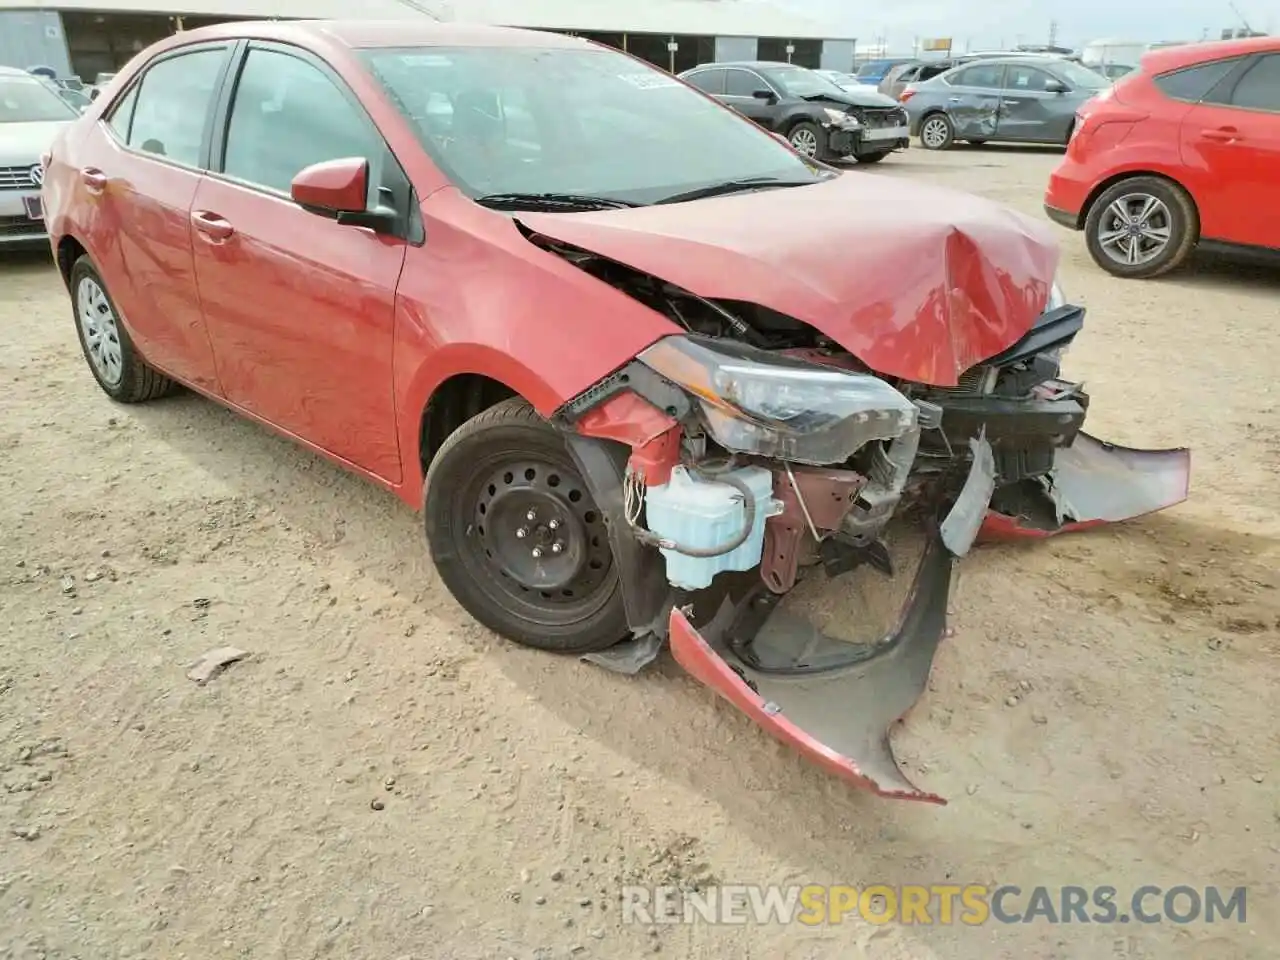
<box><xmin>621</xmin><ymin>884</ymin><xmax>1247</xmax><ymax>926</ymax></box>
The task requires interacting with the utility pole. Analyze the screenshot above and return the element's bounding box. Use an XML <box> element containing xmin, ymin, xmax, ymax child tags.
<box><xmin>1048</xmin><ymin>19</ymin><xmax>1058</xmax><ymax>48</ymax></box>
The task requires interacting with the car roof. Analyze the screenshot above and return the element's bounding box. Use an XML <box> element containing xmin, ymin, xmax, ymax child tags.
<box><xmin>946</xmin><ymin>56</ymin><xmax>1072</xmax><ymax>68</ymax></box>
<box><xmin>155</xmin><ymin>19</ymin><xmax>595</xmax><ymax>51</ymax></box>
<box><xmin>0</xmin><ymin>65</ymin><xmax>34</xmax><ymax>77</ymax></box>
<box><xmin>1139</xmin><ymin>35</ymin><xmax>1280</xmax><ymax>73</ymax></box>
<box><xmin>689</xmin><ymin>61</ymin><xmax>804</xmax><ymax>71</ymax></box>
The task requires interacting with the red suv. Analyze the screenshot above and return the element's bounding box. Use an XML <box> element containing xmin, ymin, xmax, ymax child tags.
<box><xmin>1045</xmin><ymin>36</ymin><xmax>1280</xmax><ymax>278</ymax></box>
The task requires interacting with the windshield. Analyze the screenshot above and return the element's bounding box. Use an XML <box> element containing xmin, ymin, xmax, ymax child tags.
<box><xmin>0</xmin><ymin>75</ymin><xmax>78</xmax><ymax>122</ymax></box>
<box><xmin>1054</xmin><ymin>60</ymin><xmax>1113</xmax><ymax>90</ymax></box>
<box><xmin>761</xmin><ymin>65</ymin><xmax>846</xmax><ymax>98</ymax></box>
<box><xmin>360</xmin><ymin>46</ymin><xmax>825</xmax><ymax>205</ymax></box>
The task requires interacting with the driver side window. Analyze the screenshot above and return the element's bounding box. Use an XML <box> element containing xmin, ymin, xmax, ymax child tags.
<box><xmin>724</xmin><ymin>69</ymin><xmax>762</xmax><ymax>97</ymax></box>
<box><xmin>222</xmin><ymin>47</ymin><xmax>379</xmax><ymax>195</ymax></box>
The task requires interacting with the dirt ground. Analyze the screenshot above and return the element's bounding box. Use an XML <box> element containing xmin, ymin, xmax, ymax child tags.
<box><xmin>2</xmin><ymin>145</ymin><xmax>1278</xmax><ymax>960</ymax></box>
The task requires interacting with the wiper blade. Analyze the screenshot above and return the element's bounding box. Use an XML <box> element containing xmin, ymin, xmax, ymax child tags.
<box><xmin>474</xmin><ymin>192</ymin><xmax>639</xmax><ymax>211</ymax></box>
<box><xmin>654</xmin><ymin>177</ymin><xmax>816</xmax><ymax>206</ymax></box>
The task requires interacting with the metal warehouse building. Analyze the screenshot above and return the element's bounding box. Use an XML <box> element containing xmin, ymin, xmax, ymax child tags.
<box><xmin>0</xmin><ymin>0</ymin><xmax>855</xmax><ymax>82</ymax></box>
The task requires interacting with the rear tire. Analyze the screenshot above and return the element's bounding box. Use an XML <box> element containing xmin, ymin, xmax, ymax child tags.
<box><xmin>69</xmin><ymin>256</ymin><xmax>175</xmax><ymax>403</ymax></box>
<box><xmin>856</xmin><ymin>151</ymin><xmax>891</xmax><ymax>164</ymax></box>
<box><xmin>1084</xmin><ymin>176</ymin><xmax>1198</xmax><ymax>279</ymax></box>
<box><xmin>423</xmin><ymin>397</ymin><xmax>629</xmax><ymax>654</ymax></box>
<box><xmin>919</xmin><ymin>113</ymin><xmax>954</xmax><ymax>150</ymax></box>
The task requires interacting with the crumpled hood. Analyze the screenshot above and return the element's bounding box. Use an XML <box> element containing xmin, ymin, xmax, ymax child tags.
<box><xmin>819</xmin><ymin>87</ymin><xmax>901</xmax><ymax>109</ymax></box>
<box><xmin>517</xmin><ymin>172</ymin><xmax>1060</xmax><ymax>387</ymax></box>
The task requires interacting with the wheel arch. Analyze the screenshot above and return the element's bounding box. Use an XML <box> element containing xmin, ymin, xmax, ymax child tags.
<box><xmin>1079</xmin><ymin>170</ymin><xmax>1201</xmax><ymax>234</ymax></box>
<box><xmin>401</xmin><ymin>344</ymin><xmax>565</xmax><ymax>505</ymax></box>
<box><xmin>55</xmin><ymin>234</ymin><xmax>88</xmax><ymax>290</ymax></box>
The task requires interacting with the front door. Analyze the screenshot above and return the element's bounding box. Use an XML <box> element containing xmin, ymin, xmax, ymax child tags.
<box><xmin>722</xmin><ymin>68</ymin><xmax>780</xmax><ymax>127</ymax></box>
<box><xmin>190</xmin><ymin>42</ymin><xmax>408</xmax><ymax>482</ymax></box>
<box><xmin>943</xmin><ymin>62</ymin><xmax>1006</xmax><ymax>141</ymax></box>
<box><xmin>1181</xmin><ymin>52</ymin><xmax>1280</xmax><ymax>250</ymax></box>
<box><xmin>81</xmin><ymin>43</ymin><xmax>231</xmax><ymax>393</ymax></box>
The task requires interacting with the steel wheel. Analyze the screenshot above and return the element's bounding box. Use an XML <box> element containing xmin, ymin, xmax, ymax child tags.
<box><xmin>789</xmin><ymin>125</ymin><xmax>820</xmax><ymax>157</ymax></box>
<box><xmin>1094</xmin><ymin>193</ymin><xmax>1173</xmax><ymax>268</ymax></box>
<box><xmin>424</xmin><ymin>398</ymin><xmax>629</xmax><ymax>654</ymax></box>
<box><xmin>467</xmin><ymin>458</ymin><xmax>614</xmax><ymax>620</ymax></box>
<box><xmin>76</xmin><ymin>275</ymin><xmax>123</xmax><ymax>386</ymax></box>
<box><xmin>920</xmin><ymin>115</ymin><xmax>952</xmax><ymax>149</ymax></box>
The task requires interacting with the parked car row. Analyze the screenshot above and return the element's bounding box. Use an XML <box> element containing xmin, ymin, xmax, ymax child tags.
<box><xmin>679</xmin><ymin>60</ymin><xmax>908</xmax><ymax>163</ymax></box>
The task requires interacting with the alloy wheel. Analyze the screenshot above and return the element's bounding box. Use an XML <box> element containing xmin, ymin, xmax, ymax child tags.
<box><xmin>921</xmin><ymin>117</ymin><xmax>950</xmax><ymax>149</ymax></box>
<box><xmin>76</xmin><ymin>276</ymin><xmax>124</xmax><ymax>386</ymax></box>
<box><xmin>789</xmin><ymin>127</ymin><xmax>819</xmax><ymax>157</ymax></box>
<box><xmin>1095</xmin><ymin>193</ymin><xmax>1174</xmax><ymax>267</ymax></box>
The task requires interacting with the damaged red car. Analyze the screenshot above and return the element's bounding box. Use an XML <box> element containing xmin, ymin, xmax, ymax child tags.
<box><xmin>42</xmin><ymin>20</ymin><xmax>1191</xmax><ymax>804</ymax></box>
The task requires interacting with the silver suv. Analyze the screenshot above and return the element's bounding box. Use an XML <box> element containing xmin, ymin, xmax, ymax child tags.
<box><xmin>0</xmin><ymin>65</ymin><xmax>79</xmax><ymax>248</ymax></box>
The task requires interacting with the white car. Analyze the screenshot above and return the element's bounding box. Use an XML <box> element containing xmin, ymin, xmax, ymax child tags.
<box><xmin>0</xmin><ymin>65</ymin><xmax>79</xmax><ymax>248</ymax></box>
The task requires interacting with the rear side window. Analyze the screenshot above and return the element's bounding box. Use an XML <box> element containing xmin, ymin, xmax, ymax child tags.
<box><xmin>1153</xmin><ymin>58</ymin><xmax>1239</xmax><ymax>102</ymax></box>
<box><xmin>950</xmin><ymin>64</ymin><xmax>1004</xmax><ymax>88</ymax></box>
<box><xmin>127</xmin><ymin>48</ymin><xmax>227</xmax><ymax>167</ymax></box>
<box><xmin>686</xmin><ymin>69</ymin><xmax>725</xmax><ymax>95</ymax></box>
<box><xmin>1229</xmin><ymin>54</ymin><xmax>1280</xmax><ymax>111</ymax></box>
<box><xmin>222</xmin><ymin>48</ymin><xmax>379</xmax><ymax>195</ymax></box>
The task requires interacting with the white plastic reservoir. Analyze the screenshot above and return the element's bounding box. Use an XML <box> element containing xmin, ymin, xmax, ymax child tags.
<box><xmin>644</xmin><ymin>465</ymin><xmax>782</xmax><ymax>591</ymax></box>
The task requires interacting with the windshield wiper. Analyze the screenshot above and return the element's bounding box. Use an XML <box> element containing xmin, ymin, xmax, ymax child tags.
<box><xmin>474</xmin><ymin>192</ymin><xmax>640</xmax><ymax>211</ymax></box>
<box><xmin>654</xmin><ymin>177</ymin><xmax>819</xmax><ymax>206</ymax></box>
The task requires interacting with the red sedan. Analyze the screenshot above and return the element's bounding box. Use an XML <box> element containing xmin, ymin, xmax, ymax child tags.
<box><xmin>1045</xmin><ymin>36</ymin><xmax>1280</xmax><ymax>278</ymax></box>
<box><xmin>42</xmin><ymin>20</ymin><xmax>1189</xmax><ymax>803</ymax></box>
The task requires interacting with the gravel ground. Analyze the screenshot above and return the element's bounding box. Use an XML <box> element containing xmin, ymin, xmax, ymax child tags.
<box><xmin>1</xmin><ymin>144</ymin><xmax>1278</xmax><ymax>960</ymax></box>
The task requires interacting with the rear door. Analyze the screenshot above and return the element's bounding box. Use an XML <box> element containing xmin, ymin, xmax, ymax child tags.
<box><xmin>1180</xmin><ymin>52</ymin><xmax>1280</xmax><ymax>249</ymax></box>
<box><xmin>996</xmin><ymin>63</ymin><xmax>1070</xmax><ymax>142</ymax></box>
<box><xmin>190</xmin><ymin>41</ymin><xmax>410</xmax><ymax>481</ymax></box>
<box><xmin>942</xmin><ymin>63</ymin><xmax>1005</xmax><ymax>140</ymax></box>
<box><xmin>81</xmin><ymin>43</ymin><xmax>232</xmax><ymax>392</ymax></box>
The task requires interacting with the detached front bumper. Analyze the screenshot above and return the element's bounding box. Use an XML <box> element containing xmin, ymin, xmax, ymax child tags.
<box><xmin>825</xmin><ymin>119</ymin><xmax>910</xmax><ymax>158</ymax></box>
<box><xmin>662</xmin><ymin>432</ymin><xmax>1189</xmax><ymax>805</ymax></box>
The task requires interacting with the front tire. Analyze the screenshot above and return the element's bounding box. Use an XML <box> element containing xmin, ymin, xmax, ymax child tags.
<box><xmin>855</xmin><ymin>150</ymin><xmax>891</xmax><ymax>164</ymax></box>
<box><xmin>424</xmin><ymin>398</ymin><xmax>629</xmax><ymax>654</ymax></box>
<box><xmin>1084</xmin><ymin>176</ymin><xmax>1198</xmax><ymax>279</ymax></box>
<box><xmin>919</xmin><ymin>113</ymin><xmax>954</xmax><ymax>150</ymax></box>
<box><xmin>69</xmin><ymin>256</ymin><xmax>175</xmax><ymax>402</ymax></box>
<box><xmin>787</xmin><ymin>121</ymin><xmax>826</xmax><ymax>159</ymax></box>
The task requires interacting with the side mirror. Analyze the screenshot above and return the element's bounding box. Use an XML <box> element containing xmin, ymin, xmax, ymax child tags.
<box><xmin>291</xmin><ymin>157</ymin><xmax>399</xmax><ymax>233</ymax></box>
<box><xmin>752</xmin><ymin>88</ymin><xmax>776</xmax><ymax>102</ymax></box>
<box><xmin>1044</xmin><ymin>80</ymin><xmax>1069</xmax><ymax>94</ymax></box>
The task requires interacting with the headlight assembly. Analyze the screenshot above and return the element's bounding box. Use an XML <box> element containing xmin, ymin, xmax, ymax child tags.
<box><xmin>636</xmin><ymin>335</ymin><xmax>917</xmax><ymax>465</ymax></box>
<box><xmin>1047</xmin><ymin>278</ymin><xmax>1067</xmax><ymax>312</ymax></box>
<box><xmin>822</xmin><ymin>107</ymin><xmax>858</xmax><ymax>127</ymax></box>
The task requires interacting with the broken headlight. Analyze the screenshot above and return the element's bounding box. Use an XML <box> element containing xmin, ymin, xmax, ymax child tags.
<box><xmin>637</xmin><ymin>335</ymin><xmax>917</xmax><ymax>465</ymax></box>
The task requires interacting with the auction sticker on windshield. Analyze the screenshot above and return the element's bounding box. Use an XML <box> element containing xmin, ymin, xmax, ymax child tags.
<box><xmin>617</xmin><ymin>72</ymin><xmax>682</xmax><ymax>89</ymax></box>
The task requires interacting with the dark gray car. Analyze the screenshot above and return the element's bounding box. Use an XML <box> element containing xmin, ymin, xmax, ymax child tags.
<box><xmin>902</xmin><ymin>57</ymin><xmax>1111</xmax><ymax>149</ymax></box>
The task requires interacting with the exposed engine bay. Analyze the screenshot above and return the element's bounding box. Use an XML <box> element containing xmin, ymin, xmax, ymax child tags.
<box><xmin>538</xmin><ymin>234</ymin><xmax>1191</xmax><ymax>804</ymax></box>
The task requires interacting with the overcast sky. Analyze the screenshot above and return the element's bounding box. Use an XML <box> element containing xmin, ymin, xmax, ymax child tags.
<box><xmin>785</xmin><ymin>0</ymin><xmax>1277</xmax><ymax>53</ymax></box>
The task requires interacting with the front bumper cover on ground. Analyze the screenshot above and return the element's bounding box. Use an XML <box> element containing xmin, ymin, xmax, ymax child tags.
<box><xmin>661</xmin><ymin>433</ymin><xmax>1191</xmax><ymax>804</ymax></box>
